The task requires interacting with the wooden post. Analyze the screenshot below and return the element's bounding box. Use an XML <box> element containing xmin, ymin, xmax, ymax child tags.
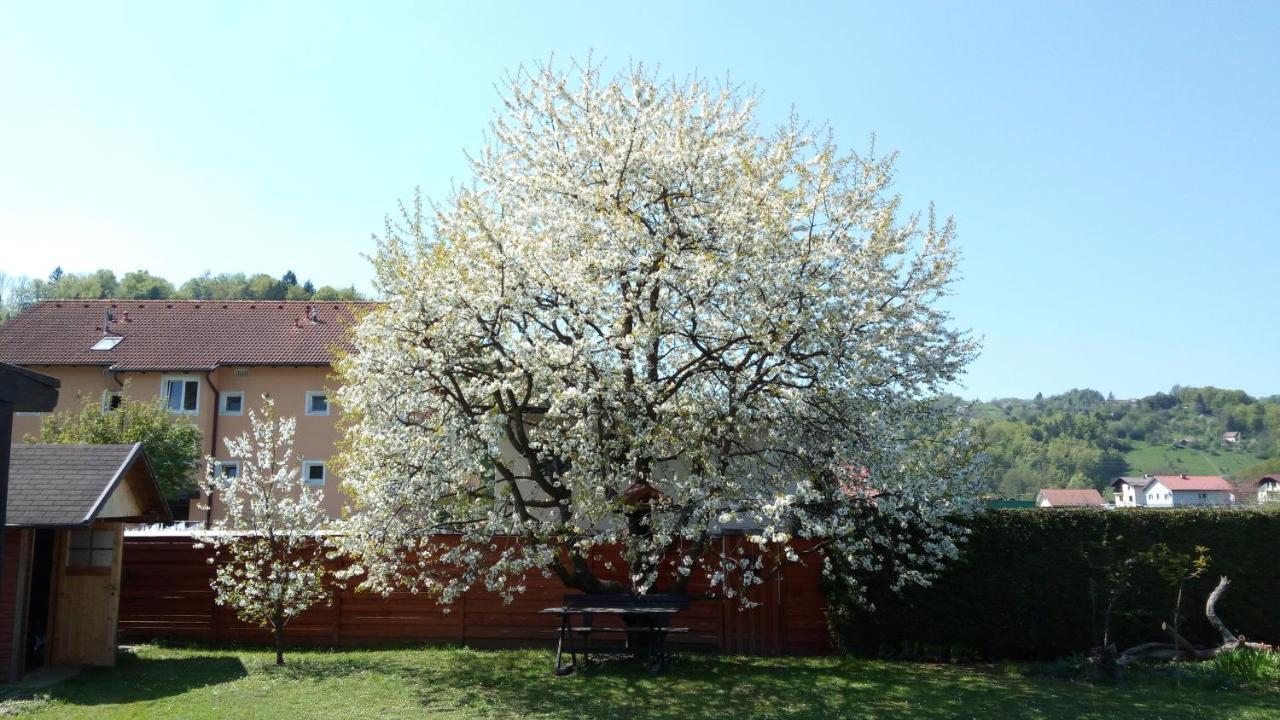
<box><xmin>0</xmin><ymin>400</ymin><xmax>12</xmax><ymax>588</ymax></box>
<box><xmin>0</xmin><ymin>363</ymin><xmax>61</xmax><ymax>673</ymax></box>
<box><xmin>459</xmin><ymin>594</ymin><xmax>467</xmax><ymax>643</ymax></box>
<box><xmin>209</xmin><ymin>547</ymin><xmax>221</xmax><ymax>644</ymax></box>
<box><xmin>718</xmin><ymin>534</ymin><xmax>728</xmax><ymax>653</ymax></box>
<box><xmin>332</xmin><ymin>586</ymin><xmax>343</xmax><ymax>645</ymax></box>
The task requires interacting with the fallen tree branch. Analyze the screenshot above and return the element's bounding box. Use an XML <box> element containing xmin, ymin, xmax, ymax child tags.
<box><xmin>1205</xmin><ymin>576</ymin><xmax>1237</xmax><ymax>646</ymax></box>
<box><xmin>1115</xmin><ymin>576</ymin><xmax>1274</xmax><ymax>666</ymax></box>
<box><xmin>1116</xmin><ymin>642</ymin><xmax>1180</xmax><ymax>667</ymax></box>
<box><xmin>1162</xmin><ymin>622</ymin><xmax>1204</xmax><ymax>657</ymax></box>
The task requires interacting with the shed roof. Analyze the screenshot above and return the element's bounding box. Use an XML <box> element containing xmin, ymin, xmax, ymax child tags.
<box><xmin>1037</xmin><ymin>488</ymin><xmax>1104</xmax><ymax>507</ymax></box>
<box><xmin>0</xmin><ymin>300</ymin><xmax>372</xmax><ymax>371</ymax></box>
<box><xmin>5</xmin><ymin>443</ymin><xmax>171</xmax><ymax>527</ymax></box>
<box><xmin>0</xmin><ymin>362</ymin><xmax>60</xmax><ymax>412</ymax></box>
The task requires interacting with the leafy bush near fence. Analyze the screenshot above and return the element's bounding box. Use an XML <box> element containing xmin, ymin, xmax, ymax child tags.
<box><xmin>825</xmin><ymin>508</ymin><xmax>1280</xmax><ymax>660</ymax></box>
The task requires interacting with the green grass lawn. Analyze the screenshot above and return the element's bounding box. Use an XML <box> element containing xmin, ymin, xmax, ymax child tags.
<box><xmin>1</xmin><ymin>644</ymin><xmax>1275</xmax><ymax>720</ymax></box>
<box><xmin>1124</xmin><ymin>441</ymin><xmax>1263</xmax><ymax>478</ymax></box>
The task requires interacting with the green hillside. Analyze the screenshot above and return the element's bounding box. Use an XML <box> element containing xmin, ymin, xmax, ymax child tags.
<box><xmin>1122</xmin><ymin>440</ymin><xmax>1264</xmax><ymax>477</ymax></box>
<box><xmin>961</xmin><ymin>386</ymin><xmax>1280</xmax><ymax>498</ymax></box>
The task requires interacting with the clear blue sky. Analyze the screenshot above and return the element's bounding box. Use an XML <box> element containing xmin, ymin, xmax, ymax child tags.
<box><xmin>2</xmin><ymin>1</ymin><xmax>1277</xmax><ymax>400</ymax></box>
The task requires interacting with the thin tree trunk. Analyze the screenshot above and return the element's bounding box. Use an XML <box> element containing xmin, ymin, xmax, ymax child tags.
<box><xmin>1205</xmin><ymin>576</ymin><xmax>1237</xmax><ymax>646</ymax></box>
<box><xmin>273</xmin><ymin>623</ymin><xmax>285</xmax><ymax>666</ymax></box>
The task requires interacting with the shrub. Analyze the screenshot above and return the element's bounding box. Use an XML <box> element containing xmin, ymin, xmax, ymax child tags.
<box><xmin>825</xmin><ymin>509</ymin><xmax>1280</xmax><ymax>660</ymax></box>
<box><xmin>1208</xmin><ymin>648</ymin><xmax>1280</xmax><ymax>686</ymax></box>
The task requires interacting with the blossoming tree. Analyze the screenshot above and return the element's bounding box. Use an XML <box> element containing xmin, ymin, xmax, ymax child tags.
<box><xmin>200</xmin><ymin>397</ymin><xmax>330</xmax><ymax>665</ymax></box>
<box><xmin>336</xmin><ymin>61</ymin><xmax>982</xmax><ymax>606</ymax></box>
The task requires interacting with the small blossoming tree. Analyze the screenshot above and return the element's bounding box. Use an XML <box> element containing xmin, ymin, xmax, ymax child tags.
<box><xmin>336</xmin><ymin>60</ymin><xmax>982</xmax><ymax>607</ymax></box>
<box><xmin>199</xmin><ymin>397</ymin><xmax>330</xmax><ymax>665</ymax></box>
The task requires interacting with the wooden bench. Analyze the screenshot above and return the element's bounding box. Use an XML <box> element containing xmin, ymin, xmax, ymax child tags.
<box><xmin>542</xmin><ymin>593</ymin><xmax>690</xmax><ymax>675</ymax></box>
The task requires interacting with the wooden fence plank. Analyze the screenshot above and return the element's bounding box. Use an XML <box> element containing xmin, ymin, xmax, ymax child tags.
<box><xmin>119</xmin><ymin>535</ymin><xmax>830</xmax><ymax>655</ymax></box>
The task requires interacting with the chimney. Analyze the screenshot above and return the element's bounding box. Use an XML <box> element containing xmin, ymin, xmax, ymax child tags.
<box><xmin>306</xmin><ymin>305</ymin><xmax>319</xmax><ymax>323</ymax></box>
<box><xmin>122</xmin><ymin>310</ymin><xmax>130</xmax><ymax>322</ymax></box>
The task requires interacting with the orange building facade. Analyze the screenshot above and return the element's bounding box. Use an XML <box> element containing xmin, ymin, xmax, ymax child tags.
<box><xmin>0</xmin><ymin>300</ymin><xmax>367</xmax><ymax>521</ymax></box>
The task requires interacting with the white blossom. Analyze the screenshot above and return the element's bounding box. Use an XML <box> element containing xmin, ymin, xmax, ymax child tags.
<box><xmin>197</xmin><ymin>397</ymin><xmax>331</xmax><ymax>664</ymax></box>
<box><xmin>334</xmin><ymin>60</ymin><xmax>982</xmax><ymax>607</ymax></box>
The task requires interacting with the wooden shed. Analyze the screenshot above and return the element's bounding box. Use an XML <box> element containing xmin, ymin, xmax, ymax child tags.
<box><xmin>1</xmin><ymin>442</ymin><xmax>170</xmax><ymax>681</ymax></box>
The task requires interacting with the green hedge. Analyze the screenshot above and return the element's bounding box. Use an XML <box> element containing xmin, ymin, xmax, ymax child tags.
<box><xmin>825</xmin><ymin>508</ymin><xmax>1280</xmax><ymax>660</ymax></box>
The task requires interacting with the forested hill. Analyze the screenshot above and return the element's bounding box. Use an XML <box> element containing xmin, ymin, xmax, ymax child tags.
<box><xmin>956</xmin><ymin>387</ymin><xmax>1280</xmax><ymax>498</ymax></box>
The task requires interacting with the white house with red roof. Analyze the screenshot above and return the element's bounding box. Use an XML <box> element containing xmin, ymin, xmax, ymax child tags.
<box><xmin>1111</xmin><ymin>474</ymin><xmax>1236</xmax><ymax>508</ymax></box>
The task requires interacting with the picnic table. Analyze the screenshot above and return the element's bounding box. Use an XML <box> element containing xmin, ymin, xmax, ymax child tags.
<box><xmin>541</xmin><ymin>594</ymin><xmax>690</xmax><ymax>675</ymax></box>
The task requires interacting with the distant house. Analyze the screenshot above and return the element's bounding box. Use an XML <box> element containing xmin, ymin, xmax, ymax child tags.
<box><xmin>1258</xmin><ymin>475</ymin><xmax>1280</xmax><ymax>504</ymax></box>
<box><xmin>1111</xmin><ymin>474</ymin><xmax>1236</xmax><ymax>508</ymax></box>
<box><xmin>1035</xmin><ymin>488</ymin><xmax>1104</xmax><ymax>508</ymax></box>
<box><xmin>1222</xmin><ymin>431</ymin><xmax>1242</xmax><ymax>444</ymax></box>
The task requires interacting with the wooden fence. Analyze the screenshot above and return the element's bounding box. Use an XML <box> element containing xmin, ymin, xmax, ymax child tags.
<box><xmin>118</xmin><ymin>534</ymin><xmax>831</xmax><ymax>656</ymax></box>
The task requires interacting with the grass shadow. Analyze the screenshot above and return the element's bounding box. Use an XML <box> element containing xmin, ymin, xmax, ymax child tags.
<box><xmin>12</xmin><ymin>651</ymin><xmax>248</xmax><ymax>707</ymax></box>
<box><xmin>3</xmin><ymin>643</ymin><xmax>1274</xmax><ymax>719</ymax></box>
<box><xmin>403</xmin><ymin>650</ymin><xmax>1278</xmax><ymax>720</ymax></box>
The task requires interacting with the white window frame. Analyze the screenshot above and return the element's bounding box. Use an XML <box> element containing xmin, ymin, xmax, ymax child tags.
<box><xmin>304</xmin><ymin>391</ymin><xmax>330</xmax><ymax>417</ymax></box>
<box><xmin>214</xmin><ymin>460</ymin><xmax>240</xmax><ymax>479</ymax></box>
<box><xmin>302</xmin><ymin>460</ymin><xmax>326</xmax><ymax>486</ymax></box>
<box><xmin>101</xmin><ymin>389</ymin><xmax>124</xmax><ymax>412</ymax></box>
<box><xmin>220</xmin><ymin>391</ymin><xmax>245</xmax><ymax>416</ymax></box>
<box><xmin>90</xmin><ymin>335</ymin><xmax>124</xmax><ymax>351</ymax></box>
<box><xmin>161</xmin><ymin>375</ymin><xmax>201</xmax><ymax>415</ymax></box>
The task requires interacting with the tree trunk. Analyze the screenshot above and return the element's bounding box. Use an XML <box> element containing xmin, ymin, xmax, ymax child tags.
<box><xmin>273</xmin><ymin>623</ymin><xmax>285</xmax><ymax>666</ymax></box>
<box><xmin>1205</xmin><ymin>576</ymin><xmax>1237</xmax><ymax>646</ymax></box>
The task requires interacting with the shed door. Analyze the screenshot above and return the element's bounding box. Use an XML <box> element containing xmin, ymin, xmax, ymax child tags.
<box><xmin>49</xmin><ymin>524</ymin><xmax>123</xmax><ymax>667</ymax></box>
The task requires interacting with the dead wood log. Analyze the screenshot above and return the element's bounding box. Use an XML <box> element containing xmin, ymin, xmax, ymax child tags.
<box><xmin>1161</xmin><ymin>622</ymin><xmax>1228</xmax><ymax>659</ymax></box>
<box><xmin>1200</xmin><ymin>576</ymin><xmax>1272</xmax><ymax>653</ymax></box>
<box><xmin>1162</xmin><ymin>622</ymin><xmax>1205</xmax><ymax>657</ymax></box>
<box><xmin>1205</xmin><ymin>576</ymin><xmax>1237</xmax><ymax>646</ymax></box>
<box><xmin>1115</xmin><ymin>575</ymin><xmax>1272</xmax><ymax>666</ymax></box>
<box><xmin>1116</xmin><ymin>642</ymin><xmax>1181</xmax><ymax>666</ymax></box>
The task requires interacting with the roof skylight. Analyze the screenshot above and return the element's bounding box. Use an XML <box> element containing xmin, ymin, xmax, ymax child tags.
<box><xmin>90</xmin><ymin>335</ymin><xmax>124</xmax><ymax>351</ymax></box>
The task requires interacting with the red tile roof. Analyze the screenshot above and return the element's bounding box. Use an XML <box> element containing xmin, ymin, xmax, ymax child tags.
<box><xmin>1152</xmin><ymin>475</ymin><xmax>1235</xmax><ymax>492</ymax></box>
<box><xmin>0</xmin><ymin>300</ymin><xmax>372</xmax><ymax>371</ymax></box>
<box><xmin>1037</xmin><ymin>488</ymin><xmax>1104</xmax><ymax>507</ymax></box>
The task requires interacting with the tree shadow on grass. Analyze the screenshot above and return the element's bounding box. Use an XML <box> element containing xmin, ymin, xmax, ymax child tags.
<box><xmin>10</xmin><ymin>652</ymin><xmax>248</xmax><ymax>707</ymax></box>
<box><xmin>31</xmin><ymin>644</ymin><xmax>1272</xmax><ymax>720</ymax></box>
<box><xmin>401</xmin><ymin>651</ymin><xmax>1277</xmax><ymax>720</ymax></box>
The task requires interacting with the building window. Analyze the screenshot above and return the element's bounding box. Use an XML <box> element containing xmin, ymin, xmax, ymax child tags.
<box><xmin>302</xmin><ymin>461</ymin><xmax>326</xmax><ymax>486</ymax></box>
<box><xmin>90</xmin><ymin>335</ymin><xmax>124</xmax><ymax>351</ymax></box>
<box><xmin>162</xmin><ymin>376</ymin><xmax>200</xmax><ymax>414</ymax></box>
<box><xmin>67</xmin><ymin>529</ymin><xmax>115</xmax><ymax>569</ymax></box>
<box><xmin>305</xmin><ymin>391</ymin><xmax>329</xmax><ymax>416</ymax></box>
<box><xmin>101</xmin><ymin>391</ymin><xmax>124</xmax><ymax>412</ymax></box>
<box><xmin>220</xmin><ymin>392</ymin><xmax>244</xmax><ymax>416</ymax></box>
<box><xmin>215</xmin><ymin>461</ymin><xmax>240</xmax><ymax>479</ymax></box>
